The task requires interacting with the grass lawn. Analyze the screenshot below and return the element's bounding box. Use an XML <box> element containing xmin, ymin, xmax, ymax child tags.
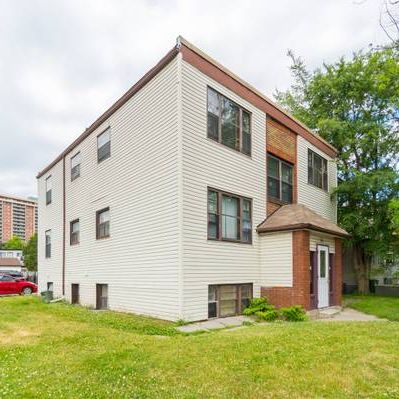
<box><xmin>1</xmin><ymin>297</ymin><xmax>399</xmax><ymax>398</ymax></box>
<box><xmin>345</xmin><ymin>294</ymin><xmax>399</xmax><ymax>321</ymax></box>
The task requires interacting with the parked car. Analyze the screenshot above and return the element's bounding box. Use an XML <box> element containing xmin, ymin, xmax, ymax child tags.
<box><xmin>0</xmin><ymin>270</ymin><xmax>24</xmax><ymax>280</ymax></box>
<box><xmin>0</xmin><ymin>274</ymin><xmax>37</xmax><ymax>295</ymax></box>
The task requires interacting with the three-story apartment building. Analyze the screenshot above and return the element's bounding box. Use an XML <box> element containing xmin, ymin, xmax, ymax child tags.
<box><xmin>37</xmin><ymin>37</ymin><xmax>349</xmax><ymax>321</ymax></box>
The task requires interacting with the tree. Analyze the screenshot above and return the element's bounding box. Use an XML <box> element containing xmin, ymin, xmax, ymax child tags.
<box><xmin>275</xmin><ymin>44</ymin><xmax>399</xmax><ymax>293</ymax></box>
<box><xmin>2</xmin><ymin>236</ymin><xmax>25</xmax><ymax>250</ymax></box>
<box><xmin>23</xmin><ymin>233</ymin><xmax>37</xmax><ymax>272</ymax></box>
<box><xmin>380</xmin><ymin>0</ymin><xmax>399</xmax><ymax>44</ymax></box>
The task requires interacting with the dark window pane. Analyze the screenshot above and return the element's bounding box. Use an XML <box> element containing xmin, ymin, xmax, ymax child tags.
<box><xmin>221</xmin><ymin>99</ymin><xmax>239</xmax><ymax>150</ymax></box>
<box><xmin>208</xmin><ymin>302</ymin><xmax>217</xmax><ymax>318</ymax></box>
<box><xmin>281</xmin><ymin>163</ymin><xmax>292</xmax><ymax>184</ymax></box>
<box><xmin>282</xmin><ymin>182</ymin><xmax>293</xmax><ymax>203</ymax></box>
<box><xmin>207</xmin><ymin>113</ymin><xmax>219</xmax><ymax>140</ymax></box>
<box><xmin>208</xmin><ymin>191</ymin><xmax>218</xmax><ymax>213</ymax></box>
<box><xmin>98</xmin><ymin>142</ymin><xmax>111</xmax><ymax>163</ymax></box>
<box><xmin>242</xmin><ymin>111</ymin><xmax>251</xmax><ymax>155</ymax></box>
<box><xmin>242</xmin><ymin>199</ymin><xmax>252</xmax><ymax>242</ymax></box>
<box><xmin>267</xmin><ymin>156</ymin><xmax>279</xmax><ymax>178</ymax></box>
<box><xmin>308</xmin><ymin>150</ymin><xmax>313</xmax><ymax>184</ymax></box>
<box><xmin>320</xmin><ymin>251</ymin><xmax>326</xmax><ymax>278</ymax></box>
<box><xmin>268</xmin><ymin>177</ymin><xmax>280</xmax><ymax>199</ymax></box>
<box><xmin>208</xmin><ymin>214</ymin><xmax>218</xmax><ymax>239</ymax></box>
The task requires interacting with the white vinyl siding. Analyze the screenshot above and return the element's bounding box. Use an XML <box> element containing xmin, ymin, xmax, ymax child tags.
<box><xmin>260</xmin><ymin>232</ymin><xmax>293</xmax><ymax>287</ymax></box>
<box><xmin>39</xmin><ymin>57</ymin><xmax>180</xmax><ymax>320</ymax></box>
<box><xmin>310</xmin><ymin>233</ymin><xmax>335</xmax><ymax>253</ymax></box>
<box><xmin>297</xmin><ymin>136</ymin><xmax>337</xmax><ymax>222</ymax></box>
<box><xmin>180</xmin><ymin>60</ymin><xmax>265</xmax><ymax>321</ymax></box>
<box><xmin>38</xmin><ymin>162</ymin><xmax>64</xmax><ymax>297</ymax></box>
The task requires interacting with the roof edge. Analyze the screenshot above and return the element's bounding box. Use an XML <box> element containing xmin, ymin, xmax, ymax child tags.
<box><xmin>178</xmin><ymin>36</ymin><xmax>337</xmax><ymax>155</ymax></box>
<box><xmin>37</xmin><ymin>45</ymin><xmax>179</xmax><ymax>178</ymax></box>
<box><xmin>257</xmin><ymin>222</ymin><xmax>350</xmax><ymax>238</ymax></box>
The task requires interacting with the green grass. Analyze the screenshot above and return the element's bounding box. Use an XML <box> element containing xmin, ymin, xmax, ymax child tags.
<box><xmin>1</xmin><ymin>296</ymin><xmax>399</xmax><ymax>398</ymax></box>
<box><xmin>345</xmin><ymin>294</ymin><xmax>399</xmax><ymax>321</ymax></box>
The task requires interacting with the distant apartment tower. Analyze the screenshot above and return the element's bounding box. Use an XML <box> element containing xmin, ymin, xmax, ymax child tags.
<box><xmin>0</xmin><ymin>195</ymin><xmax>38</xmax><ymax>243</ymax></box>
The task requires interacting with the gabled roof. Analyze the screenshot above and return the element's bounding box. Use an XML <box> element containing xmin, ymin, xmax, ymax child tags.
<box><xmin>257</xmin><ymin>204</ymin><xmax>350</xmax><ymax>238</ymax></box>
<box><xmin>37</xmin><ymin>36</ymin><xmax>337</xmax><ymax>178</ymax></box>
<box><xmin>0</xmin><ymin>258</ymin><xmax>22</xmax><ymax>267</ymax></box>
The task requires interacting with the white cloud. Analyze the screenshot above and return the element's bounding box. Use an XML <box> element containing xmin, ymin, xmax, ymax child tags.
<box><xmin>0</xmin><ymin>0</ymin><xmax>390</xmax><ymax>197</ymax></box>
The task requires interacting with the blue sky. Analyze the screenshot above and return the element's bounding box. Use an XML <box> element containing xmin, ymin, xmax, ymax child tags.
<box><xmin>0</xmin><ymin>0</ymin><xmax>390</xmax><ymax>198</ymax></box>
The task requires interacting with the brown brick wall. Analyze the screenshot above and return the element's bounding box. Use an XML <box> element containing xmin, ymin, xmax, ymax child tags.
<box><xmin>25</xmin><ymin>205</ymin><xmax>35</xmax><ymax>241</ymax></box>
<box><xmin>266</xmin><ymin>117</ymin><xmax>298</xmax><ymax>216</ymax></box>
<box><xmin>333</xmin><ymin>238</ymin><xmax>343</xmax><ymax>306</ymax></box>
<box><xmin>261</xmin><ymin>230</ymin><xmax>311</xmax><ymax>309</ymax></box>
<box><xmin>2</xmin><ymin>202</ymin><xmax>12</xmax><ymax>242</ymax></box>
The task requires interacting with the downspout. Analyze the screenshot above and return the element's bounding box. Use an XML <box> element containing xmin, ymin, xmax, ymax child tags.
<box><xmin>62</xmin><ymin>156</ymin><xmax>66</xmax><ymax>296</ymax></box>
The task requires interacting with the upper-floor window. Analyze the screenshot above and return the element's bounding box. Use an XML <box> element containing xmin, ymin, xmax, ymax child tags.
<box><xmin>70</xmin><ymin>219</ymin><xmax>80</xmax><ymax>245</ymax></box>
<box><xmin>97</xmin><ymin>129</ymin><xmax>111</xmax><ymax>163</ymax></box>
<box><xmin>267</xmin><ymin>154</ymin><xmax>293</xmax><ymax>203</ymax></box>
<box><xmin>207</xmin><ymin>87</ymin><xmax>251</xmax><ymax>156</ymax></box>
<box><xmin>208</xmin><ymin>188</ymin><xmax>252</xmax><ymax>243</ymax></box>
<box><xmin>308</xmin><ymin>149</ymin><xmax>328</xmax><ymax>191</ymax></box>
<box><xmin>45</xmin><ymin>230</ymin><xmax>51</xmax><ymax>258</ymax></box>
<box><xmin>96</xmin><ymin>207</ymin><xmax>110</xmax><ymax>239</ymax></box>
<box><xmin>45</xmin><ymin>176</ymin><xmax>52</xmax><ymax>205</ymax></box>
<box><xmin>71</xmin><ymin>152</ymin><xmax>81</xmax><ymax>181</ymax></box>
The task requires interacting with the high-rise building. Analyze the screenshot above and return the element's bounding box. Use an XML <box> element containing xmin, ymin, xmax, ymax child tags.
<box><xmin>0</xmin><ymin>194</ymin><xmax>38</xmax><ymax>243</ymax></box>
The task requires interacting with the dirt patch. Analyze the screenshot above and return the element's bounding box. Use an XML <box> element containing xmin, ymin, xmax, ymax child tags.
<box><xmin>0</xmin><ymin>328</ymin><xmax>40</xmax><ymax>345</ymax></box>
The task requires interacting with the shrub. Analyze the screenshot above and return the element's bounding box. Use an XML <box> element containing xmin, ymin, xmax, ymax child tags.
<box><xmin>280</xmin><ymin>305</ymin><xmax>307</xmax><ymax>322</ymax></box>
<box><xmin>255</xmin><ymin>309</ymin><xmax>279</xmax><ymax>322</ymax></box>
<box><xmin>243</xmin><ymin>297</ymin><xmax>272</xmax><ymax>315</ymax></box>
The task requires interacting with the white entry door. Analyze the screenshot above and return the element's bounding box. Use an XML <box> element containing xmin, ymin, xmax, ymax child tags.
<box><xmin>318</xmin><ymin>245</ymin><xmax>329</xmax><ymax>308</ymax></box>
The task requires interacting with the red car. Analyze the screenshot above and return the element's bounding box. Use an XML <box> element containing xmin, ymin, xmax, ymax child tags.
<box><xmin>0</xmin><ymin>274</ymin><xmax>37</xmax><ymax>295</ymax></box>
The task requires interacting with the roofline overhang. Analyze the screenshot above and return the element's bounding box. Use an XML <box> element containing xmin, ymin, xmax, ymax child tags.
<box><xmin>257</xmin><ymin>223</ymin><xmax>350</xmax><ymax>238</ymax></box>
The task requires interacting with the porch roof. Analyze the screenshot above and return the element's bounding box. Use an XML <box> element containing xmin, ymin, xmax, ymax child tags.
<box><xmin>257</xmin><ymin>204</ymin><xmax>350</xmax><ymax>238</ymax></box>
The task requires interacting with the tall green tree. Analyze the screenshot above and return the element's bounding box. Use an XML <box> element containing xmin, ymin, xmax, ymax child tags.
<box><xmin>275</xmin><ymin>44</ymin><xmax>399</xmax><ymax>293</ymax></box>
<box><xmin>2</xmin><ymin>235</ymin><xmax>25</xmax><ymax>250</ymax></box>
<box><xmin>23</xmin><ymin>233</ymin><xmax>37</xmax><ymax>272</ymax></box>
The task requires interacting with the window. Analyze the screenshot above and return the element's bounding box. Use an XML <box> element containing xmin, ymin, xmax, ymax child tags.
<box><xmin>45</xmin><ymin>230</ymin><xmax>51</xmax><ymax>258</ymax></box>
<box><xmin>96</xmin><ymin>208</ymin><xmax>110</xmax><ymax>239</ymax></box>
<box><xmin>97</xmin><ymin>129</ymin><xmax>111</xmax><ymax>163</ymax></box>
<box><xmin>207</xmin><ymin>87</ymin><xmax>251</xmax><ymax>155</ymax></box>
<box><xmin>45</xmin><ymin>176</ymin><xmax>52</xmax><ymax>205</ymax></box>
<box><xmin>384</xmin><ymin>277</ymin><xmax>393</xmax><ymax>285</ymax></box>
<box><xmin>267</xmin><ymin>154</ymin><xmax>293</xmax><ymax>203</ymax></box>
<box><xmin>47</xmin><ymin>282</ymin><xmax>53</xmax><ymax>291</ymax></box>
<box><xmin>208</xmin><ymin>284</ymin><xmax>253</xmax><ymax>318</ymax></box>
<box><xmin>207</xmin><ymin>189</ymin><xmax>252</xmax><ymax>243</ymax></box>
<box><xmin>308</xmin><ymin>149</ymin><xmax>328</xmax><ymax>191</ymax></box>
<box><xmin>96</xmin><ymin>284</ymin><xmax>108</xmax><ymax>309</ymax></box>
<box><xmin>70</xmin><ymin>219</ymin><xmax>80</xmax><ymax>245</ymax></box>
<box><xmin>71</xmin><ymin>152</ymin><xmax>81</xmax><ymax>181</ymax></box>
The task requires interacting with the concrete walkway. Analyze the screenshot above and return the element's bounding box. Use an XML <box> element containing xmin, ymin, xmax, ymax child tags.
<box><xmin>177</xmin><ymin>315</ymin><xmax>253</xmax><ymax>333</ymax></box>
<box><xmin>177</xmin><ymin>308</ymin><xmax>386</xmax><ymax>333</ymax></box>
<box><xmin>316</xmin><ymin>308</ymin><xmax>385</xmax><ymax>322</ymax></box>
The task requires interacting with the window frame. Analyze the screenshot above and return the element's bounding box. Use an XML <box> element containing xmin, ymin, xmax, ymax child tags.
<box><xmin>70</xmin><ymin>152</ymin><xmax>81</xmax><ymax>181</ymax></box>
<box><xmin>207</xmin><ymin>188</ymin><xmax>252</xmax><ymax>244</ymax></box>
<box><xmin>97</xmin><ymin>128</ymin><xmax>111</xmax><ymax>164</ymax></box>
<box><xmin>70</xmin><ymin>219</ymin><xmax>80</xmax><ymax>246</ymax></box>
<box><xmin>45</xmin><ymin>176</ymin><xmax>52</xmax><ymax>205</ymax></box>
<box><xmin>45</xmin><ymin>230</ymin><xmax>51</xmax><ymax>258</ymax></box>
<box><xmin>96</xmin><ymin>207</ymin><xmax>110</xmax><ymax>240</ymax></box>
<box><xmin>267</xmin><ymin>154</ymin><xmax>294</xmax><ymax>204</ymax></box>
<box><xmin>207</xmin><ymin>87</ymin><xmax>252</xmax><ymax>156</ymax></box>
<box><xmin>308</xmin><ymin>149</ymin><xmax>328</xmax><ymax>191</ymax></box>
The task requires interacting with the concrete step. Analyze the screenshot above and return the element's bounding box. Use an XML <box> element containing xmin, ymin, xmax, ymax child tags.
<box><xmin>308</xmin><ymin>306</ymin><xmax>342</xmax><ymax>320</ymax></box>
